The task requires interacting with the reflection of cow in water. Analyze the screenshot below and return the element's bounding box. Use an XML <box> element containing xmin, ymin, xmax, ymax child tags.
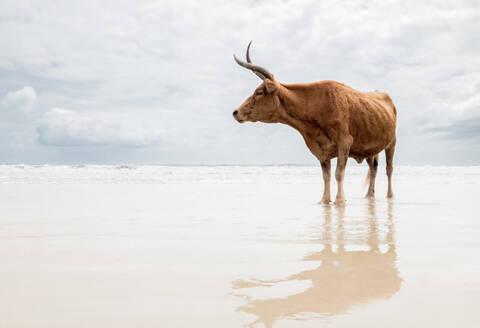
<box><xmin>232</xmin><ymin>201</ymin><xmax>402</xmax><ymax>328</ymax></box>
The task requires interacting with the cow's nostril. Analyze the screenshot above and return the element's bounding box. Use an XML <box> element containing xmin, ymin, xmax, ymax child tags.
<box><xmin>233</xmin><ymin>110</ymin><xmax>238</xmax><ymax>116</ymax></box>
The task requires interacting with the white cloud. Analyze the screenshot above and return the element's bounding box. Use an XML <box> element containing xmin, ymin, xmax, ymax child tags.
<box><xmin>0</xmin><ymin>0</ymin><xmax>479</xmax><ymax>164</ymax></box>
<box><xmin>1</xmin><ymin>86</ymin><xmax>37</xmax><ymax>113</ymax></box>
<box><xmin>37</xmin><ymin>108</ymin><xmax>165</xmax><ymax>147</ymax></box>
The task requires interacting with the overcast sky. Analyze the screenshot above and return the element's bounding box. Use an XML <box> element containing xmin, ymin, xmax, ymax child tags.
<box><xmin>0</xmin><ymin>0</ymin><xmax>479</xmax><ymax>165</ymax></box>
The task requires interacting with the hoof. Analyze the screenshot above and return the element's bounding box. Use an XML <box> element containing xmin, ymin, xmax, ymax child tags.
<box><xmin>387</xmin><ymin>193</ymin><xmax>394</xmax><ymax>199</ymax></box>
<box><xmin>364</xmin><ymin>193</ymin><xmax>375</xmax><ymax>199</ymax></box>
<box><xmin>317</xmin><ymin>199</ymin><xmax>331</xmax><ymax>205</ymax></box>
<box><xmin>334</xmin><ymin>199</ymin><xmax>346</xmax><ymax>206</ymax></box>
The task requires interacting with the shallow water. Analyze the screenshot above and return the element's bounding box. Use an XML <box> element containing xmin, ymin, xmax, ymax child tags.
<box><xmin>0</xmin><ymin>165</ymin><xmax>479</xmax><ymax>327</ymax></box>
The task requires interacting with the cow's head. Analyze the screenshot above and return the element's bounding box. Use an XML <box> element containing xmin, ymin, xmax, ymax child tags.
<box><xmin>233</xmin><ymin>42</ymin><xmax>281</xmax><ymax>124</ymax></box>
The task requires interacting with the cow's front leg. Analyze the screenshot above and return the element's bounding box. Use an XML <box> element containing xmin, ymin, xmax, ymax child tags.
<box><xmin>335</xmin><ymin>137</ymin><xmax>352</xmax><ymax>205</ymax></box>
<box><xmin>318</xmin><ymin>159</ymin><xmax>331</xmax><ymax>204</ymax></box>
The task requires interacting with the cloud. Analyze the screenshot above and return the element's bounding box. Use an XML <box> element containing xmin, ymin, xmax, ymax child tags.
<box><xmin>37</xmin><ymin>108</ymin><xmax>165</xmax><ymax>147</ymax></box>
<box><xmin>0</xmin><ymin>1</ymin><xmax>479</xmax><ymax>164</ymax></box>
<box><xmin>1</xmin><ymin>86</ymin><xmax>37</xmax><ymax>113</ymax></box>
<box><xmin>416</xmin><ymin>73</ymin><xmax>480</xmax><ymax>136</ymax></box>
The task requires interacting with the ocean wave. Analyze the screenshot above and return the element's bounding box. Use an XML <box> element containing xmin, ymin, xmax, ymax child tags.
<box><xmin>0</xmin><ymin>164</ymin><xmax>479</xmax><ymax>185</ymax></box>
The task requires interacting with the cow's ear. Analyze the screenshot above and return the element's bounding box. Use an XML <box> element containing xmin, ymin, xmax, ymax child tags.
<box><xmin>264</xmin><ymin>79</ymin><xmax>277</xmax><ymax>94</ymax></box>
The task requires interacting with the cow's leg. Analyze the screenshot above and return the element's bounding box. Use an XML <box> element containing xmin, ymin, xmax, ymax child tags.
<box><xmin>334</xmin><ymin>136</ymin><xmax>352</xmax><ymax>205</ymax></box>
<box><xmin>385</xmin><ymin>141</ymin><xmax>396</xmax><ymax>198</ymax></box>
<box><xmin>318</xmin><ymin>159</ymin><xmax>331</xmax><ymax>204</ymax></box>
<box><xmin>365</xmin><ymin>155</ymin><xmax>378</xmax><ymax>198</ymax></box>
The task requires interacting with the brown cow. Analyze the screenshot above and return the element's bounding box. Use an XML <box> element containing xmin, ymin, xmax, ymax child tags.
<box><xmin>233</xmin><ymin>42</ymin><xmax>397</xmax><ymax>204</ymax></box>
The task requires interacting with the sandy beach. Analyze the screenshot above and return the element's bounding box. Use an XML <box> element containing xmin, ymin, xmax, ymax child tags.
<box><xmin>0</xmin><ymin>165</ymin><xmax>479</xmax><ymax>327</ymax></box>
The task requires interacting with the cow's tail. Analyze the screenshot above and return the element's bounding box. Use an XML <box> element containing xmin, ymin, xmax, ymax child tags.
<box><xmin>364</xmin><ymin>154</ymin><xmax>380</xmax><ymax>186</ymax></box>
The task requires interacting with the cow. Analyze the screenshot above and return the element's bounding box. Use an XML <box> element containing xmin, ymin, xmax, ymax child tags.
<box><xmin>232</xmin><ymin>42</ymin><xmax>397</xmax><ymax>205</ymax></box>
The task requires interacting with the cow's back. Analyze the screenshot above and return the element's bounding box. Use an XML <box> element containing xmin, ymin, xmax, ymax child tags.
<box><xmin>337</xmin><ymin>85</ymin><xmax>397</xmax><ymax>160</ymax></box>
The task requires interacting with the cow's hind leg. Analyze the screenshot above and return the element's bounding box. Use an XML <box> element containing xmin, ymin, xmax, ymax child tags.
<box><xmin>365</xmin><ymin>155</ymin><xmax>378</xmax><ymax>198</ymax></box>
<box><xmin>385</xmin><ymin>141</ymin><xmax>396</xmax><ymax>198</ymax></box>
<box><xmin>334</xmin><ymin>136</ymin><xmax>353</xmax><ymax>205</ymax></box>
<box><xmin>318</xmin><ymin>159</ymin><xmax>331</xmax><ymax>204</ymax></box>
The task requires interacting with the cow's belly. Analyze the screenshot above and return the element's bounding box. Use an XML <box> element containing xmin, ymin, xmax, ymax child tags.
<box><xmin>348</xmin><ymin>109</ymin><xmax>396</xmax><ymax>161</ymax></box>
<box><xmin>349</xmin><ymin>139</ymin><xmax>393</xmax><ymax>162</ymax></box>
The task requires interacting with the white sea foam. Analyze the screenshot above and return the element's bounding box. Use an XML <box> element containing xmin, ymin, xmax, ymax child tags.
<box><xmin>0</xmin><ymin>164</ymin><xmax>479</xmax><ymax>185</ymax></box>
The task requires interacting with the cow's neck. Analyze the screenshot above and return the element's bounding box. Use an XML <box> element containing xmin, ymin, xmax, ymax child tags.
<box><xmin>276</xmin><ymin>86</ymin><xmax>312</xmax><ymax>133</ymax></box>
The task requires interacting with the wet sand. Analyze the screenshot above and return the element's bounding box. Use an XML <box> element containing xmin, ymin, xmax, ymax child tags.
<box><xmin>0</xmin><ymin>165</ymin><xmax>479</xmax><ymax>327</ymax></box>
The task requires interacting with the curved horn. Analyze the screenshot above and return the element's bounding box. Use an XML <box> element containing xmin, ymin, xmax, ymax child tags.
<box><xmin>246</xmin><ymin>40</ymin><xmax>252</xmax><ymax>63</ymax></box>
<box><xmin>233</xmin><ymin>42</ymin><xmax>274</xmax><ymax>80</ymax></box>
<box><xmin>245</xmin><ymin>41</ymin><xmax>267</xmax><ymax>80</ymax></box>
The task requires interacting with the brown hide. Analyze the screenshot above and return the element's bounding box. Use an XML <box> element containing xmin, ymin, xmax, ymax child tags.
<box><xmin>235</xmin><ymin>80</ymin><xmax>397</xmax><ymax>163</ymax></box>
<box><xmin>233</xmin><ymin>78</ymin><xmax>397</xmax><ymax>202</ymax></box>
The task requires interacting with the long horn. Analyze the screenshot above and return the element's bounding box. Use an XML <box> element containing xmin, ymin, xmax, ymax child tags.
<box><xmin>246</xmin><ymin>41</ymin><xmax>252</xmax><ymax>63</ymax></box>
<box><xmin>245</xmin><ymin>41</ymin><xmax>266</xmax><ymax>80</ymax></box>
<box><xmin>233</xmin><ymin>42</ymin><xmax>274</xmax><ymax>80</ymax></box>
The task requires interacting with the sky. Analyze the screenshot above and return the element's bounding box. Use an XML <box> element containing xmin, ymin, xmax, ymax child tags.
<box><xmin>0</xmin><ymin>0</ymin><xmax>479</xmax><ymax>165</ymax></box>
